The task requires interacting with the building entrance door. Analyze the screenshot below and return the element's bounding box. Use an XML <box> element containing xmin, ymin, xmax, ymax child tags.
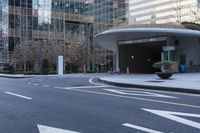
<box><xmin>119</xmin><ymin>41</ymin><xmax>165</xmax><ymax>73</ymax></box>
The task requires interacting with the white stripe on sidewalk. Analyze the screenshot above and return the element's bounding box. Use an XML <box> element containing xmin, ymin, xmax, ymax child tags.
<box><xmin>122</xmin><ymin>123</ymin><xmax>164</xmax><ymax>133</ymax></box>
<box><xmin>5</xmin><ymin>92</ymin><xmax>32</xmax><ymax>100</ymax></box>
<box><xmin>63</xmin><ymin>85</ymin><xmax>109</xmax><ymax>90</ymax></box>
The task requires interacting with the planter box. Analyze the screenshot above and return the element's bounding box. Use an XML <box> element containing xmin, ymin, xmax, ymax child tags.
<box><xmin>155</xmin><ymin>72</ymin><xmax>174</xmax><ymax>79</ymax></box>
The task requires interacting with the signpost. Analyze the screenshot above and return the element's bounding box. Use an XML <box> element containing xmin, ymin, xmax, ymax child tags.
<box><xmin>58</xmin><ymin>56</ymin><xmax>64</xmax><ymax>76</ymax></box>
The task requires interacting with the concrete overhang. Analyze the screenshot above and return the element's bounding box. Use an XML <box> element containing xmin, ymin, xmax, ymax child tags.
<box><xmin>94</xmin><ymin>28</ymin><xmax>200</xmax><ymax>52</ymax></box>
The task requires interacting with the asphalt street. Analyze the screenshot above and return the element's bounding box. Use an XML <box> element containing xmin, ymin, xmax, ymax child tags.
<box><xmin>0</xmin><ymin>74</ymin><xmax>199</xmax><ymax>133</ymax></box>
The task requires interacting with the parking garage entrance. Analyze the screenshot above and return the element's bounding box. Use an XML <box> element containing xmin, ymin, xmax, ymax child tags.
<box><xmin>119</xmin><ymin>40</ymin><xmax>166</xmax><ymax>73</ymax></box>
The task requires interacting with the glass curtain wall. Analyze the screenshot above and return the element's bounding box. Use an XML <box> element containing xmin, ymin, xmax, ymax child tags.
<box><xmin>5</xmin><ymin>0</ymin><xmax>94</xmax><ymax>71</ymax></box>
<box><xmin>0</xmin><ymin>0</ymin><xmax>9</xmax><ymax>67</ymax></box>
<box><xmin>93</xmin><ymin>0</ymin><xmax>128</xmax><ymax>71</ymax></box>
<box><xmin>93</xmin><ymin>0</ymin><xmax>128</xmax><ymax>34</ymax></box>
<box><xmin>7</xmin><ymin>0</ymin><xmax>93</xmax><ymax>56</ymax></box>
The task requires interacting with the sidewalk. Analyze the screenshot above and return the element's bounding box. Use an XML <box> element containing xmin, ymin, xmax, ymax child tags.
<box><xmin>99</xmin><ymin>73</ymin><xmax>200</xmax><ymax>94</ymax></box>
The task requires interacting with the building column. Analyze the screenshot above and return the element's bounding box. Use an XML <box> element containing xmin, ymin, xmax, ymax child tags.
<box><xmin>162</xmin><ymin>46</ymin><xmax>176</xmax><ymax>61</ymax></box>
<box><xmin>116</xmin><ymin>44</ymin><xmax>120</xmax><ymax>71</ymax></box>
<box><xmin>162</xmin><ymin>37</ymin><xmax>176</xmax><ymax>61</ymax></box>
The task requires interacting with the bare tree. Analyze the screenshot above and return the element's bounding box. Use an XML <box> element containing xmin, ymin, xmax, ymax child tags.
<box><xmin>12</xmin><ymin>40</ymin><xmax>29</xmax><ymax>72</ymax></box>
<box><xmin>90</xmin><ymin>44</ymin><xmax>112</xmax><ymax>72</ymax></box>
<box><xmin>189</xmin><ymin>6</ymin><xmax>200</xmax><ymax>23</ymax></box>
<box><xmin>12</xmin><ymin>40</ymin><xmax>41</xmax><ymax>72</ymax></box>
<box><xmin>169</xmin><ymin>0</ymin><xmax>200</xmax><ymax>24</ymax></box>
<box><xmin>64</xmin><ymin>42</ymin><xmax>86</xmax><ymax>71</ymax></box>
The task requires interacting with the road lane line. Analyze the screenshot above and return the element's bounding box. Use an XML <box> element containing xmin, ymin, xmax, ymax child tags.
<box><xmin>41</xmin><ymin>85</ymin><xmax>49</xmax><ymax>87</ymax></box>
<box><xmin>5</xmin><ymin>92</ymin><xmax>32</xmax><ymax>100</ymax></box>
<box><xmin>89</xmin><ymin>77</ymin><xmax>105</xmax><ymax>86</ymax></box>
<box><xmin>33</xmin><ymin>83</ymin><xmax>38</xmax><ymax>86</ymax></box>
<box><xmin>122</xmin><ymin>123</ymin><xmax>164</xmax><ymax>133</ymax></box>
<box><xmin>54</xmin><ymin>86</ymin><xmax>64</xmax><ymax>89</ymax></box>
<box><xmin>104</xmin><ymin>89</ymin><xmax>179</xmax><ymax>99</ymax></box>
<box><xmin>143</xmin><ymin>108</ymin><xmax>200</xmax><ymax>129</ymax></box>
<box><xmin>119</xmin><ymin>87</ymin><xmax>200</xmax><ymax>97</ymax></box>
<box><xmin>62</xmin><ymin>88</ymin><xmax>200</xmax><ymax>109</ymax></box>
<box><xmin>63</xmin><ymin>85</ymin><xmax>109</xmax><ymax>90</ymax></box>
<box><xmin>37</xmin><ymin>124</ymin><xmax>81</xmax><ymax>133</ymax></box>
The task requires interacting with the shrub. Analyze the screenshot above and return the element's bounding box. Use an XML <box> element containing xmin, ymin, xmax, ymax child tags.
<box><xmin>152</xmin><ymin>61</ymin><xmax>176</xmax><ymax>72</ymax></box>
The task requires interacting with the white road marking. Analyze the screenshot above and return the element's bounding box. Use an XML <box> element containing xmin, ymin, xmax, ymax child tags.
<box><xmin>122</xmin><ymin>123</ymin><xmax>164</xmax><ymax>133</ymax></box>
<box><xmin>63</xmin><ymin>85</ymin><xmax>108</xmax><ymax>90</ymax></box>
<box><xmin>61</xmin><ymin>88</ymin><xmax>200</xmax><ymax>109</ymax></box>
<box><xmin>27</xmin><ymin>83</ymin><xmax>32</xmax><ymax>85</ymax></box>
<box><xmin>5</xmin><ymin>92</ymin><xmax>32</xmax><ymax>100</ymax></box>
<box><xmin>42</xmin><ymin>85</ymin><xmax>49</xmax><ymax>87</ymax></box>
<box><xmin>122</xmin><ymin>87</ymin><xmax>200</xmax><ymax>97</ymax></box>
<box><xmin>37</xmin><ymin>124</ymin><xmax>80</xmax><ymax>133</ymax></box>
<box><xmin>49</xmin><ymin>77</ymin><xmax>57</xmax><ymax>80</ymax></box>
<box><xmin>142</xmin><ymin>108</ymin><xmax>200</xmax><ymax>129</ymax></box>
<box><xmin>33</xmin><ymin>83</ymin><xmax>38</xmax><ymax>86</ymax></box>
<box><xmin>104</xmin><ymin>89</ymin><xmax>178</xmax><ymax>99</ymax></box>
<box><xmin>54</xmin><ymin>86</ymin><xmax>64</xmax><ymax>89</ymax></box>
<box><xmin>89</xmin><ymin>77</ymin><xmax>104</xmax><ymax>86</ymax></box>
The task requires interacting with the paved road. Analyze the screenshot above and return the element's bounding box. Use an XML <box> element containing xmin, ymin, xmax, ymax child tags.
<box><xmin>0</xmin><ymin>74</ymin><xmax>199</xmax><ymax>133</ymax></box>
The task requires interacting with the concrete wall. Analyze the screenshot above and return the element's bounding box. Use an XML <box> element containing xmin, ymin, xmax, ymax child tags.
<box><xmin>175</xmin><ymin>37</ymin><xmax>200</xmax><ymax>66</ymax></box>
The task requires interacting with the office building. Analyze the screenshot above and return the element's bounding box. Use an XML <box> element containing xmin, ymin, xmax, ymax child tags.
<box><xmin>0</xmin><ymin>0</ymin><xmax>93</xmax><ymax>71</ymax></box>
<box><xmin>95</xmin><ymin>0</ymin><xmax>200</xmax><ymax>73</ymax></box>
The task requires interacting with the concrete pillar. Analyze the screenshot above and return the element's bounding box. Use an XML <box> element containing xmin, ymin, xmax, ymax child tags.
<box><xmin>162</xmin><ymin>46</ymin><xmax>176</xmax><ymax>61</ymax></box>
<box><xmin>166</xmin><ymin>37</ymin><xmax>175</xmax><ymax>46</ymax></box>
<box><xmin>116</xmin><ymin>44</ymin><xmax>120</xmax><ymax>72</ymax></box>
<box><xmin>162</xmin><ymin>37</ymin><xmax>176</xmax><ymax>61</ymax></box>
<box><xmin>126</xmin><ymin>67</ymin><xmax>129</xmax><ymax>74</ymax></box>
<box><xmin>58</xmin><ymin>55</ymin><xmax>64</xmax><ymax>76</ymax></box>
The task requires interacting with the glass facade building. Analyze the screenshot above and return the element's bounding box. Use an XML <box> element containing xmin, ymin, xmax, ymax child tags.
<box><xmin>0</xmin><ymin>0</ymin><xmax>94</xmax><ymax>69</ymax></box>
<box><xmin>95</xmin><ymin>0</ymin><xmax>200</xmax><ymax>73</ymax></box>
<box><xmin>92</xmin><ymin>0</ymin><xmax>129</xmax><ymax>71</ymax></box>
<box><xmin>0</xmin><ymin>0</ymin><xmax>9</xmax><ymax>66</ymax></box>
<box><xmin>93</xmin><ymin>0</ymin><xmax>128</xmax><ymax>34</ymax></box>
<box><xmin>1</xmin><ymin>0</ymin><xmax>199</xmax><ymax>71</ymax></box>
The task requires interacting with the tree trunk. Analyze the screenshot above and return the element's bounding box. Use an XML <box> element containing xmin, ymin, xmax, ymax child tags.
<box><xmin>23</xmin><ymin>58</ymin><xmax>26</xmax><ymax>73</ymax></box>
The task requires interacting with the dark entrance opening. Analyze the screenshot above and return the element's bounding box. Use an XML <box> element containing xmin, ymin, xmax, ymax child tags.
<box><xmin>119</xmin><ymin>41</ymin><xmax>166</xmax><ymax>73</ymax></box>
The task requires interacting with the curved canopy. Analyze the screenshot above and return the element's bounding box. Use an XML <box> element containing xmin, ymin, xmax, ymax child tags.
<box><xmin>94</xmin><ymin>28</ymin><xmax>200</xmax><ymax>51</ymax></box>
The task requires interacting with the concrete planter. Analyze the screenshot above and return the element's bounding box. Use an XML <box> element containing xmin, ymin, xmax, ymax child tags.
<box><xmin>155</xmin><ymin>72</ymin><xmax>174</xmax><ymax>79</ymax></box>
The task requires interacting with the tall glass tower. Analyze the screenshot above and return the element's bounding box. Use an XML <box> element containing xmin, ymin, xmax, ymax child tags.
<box><xmin>93</xmin><ymin>0</ymin><xmax>129</xmax><ymax>34</ymax></box>
<box><xmin>0</xmin><ymin>0</ymin><xmax>94</xmax><ymax>70</ymax></box>
<box><xmin>0</xmin><ymin>0</ymin><xmax>9</xmax><ymax>71</ymax></box>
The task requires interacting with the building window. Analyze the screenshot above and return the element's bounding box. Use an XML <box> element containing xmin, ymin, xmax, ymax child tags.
<box><xmin>8</xmin><ymin>0</ymin><xmax>15</xmax><ymax>6</ymax></box>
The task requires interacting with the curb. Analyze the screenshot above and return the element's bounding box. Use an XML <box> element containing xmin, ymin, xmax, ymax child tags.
<box><xmin>0</xmin><ymin>75</ymin><xmax>31</xmax><ymax>79</ymax></box>
<box><xmin>98</xmin><ymin>78</ymin><xmax>200</xmax><ymax>95</ymax></box>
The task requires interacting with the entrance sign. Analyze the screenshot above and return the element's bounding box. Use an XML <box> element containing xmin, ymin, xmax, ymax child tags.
<box><xmin>58</xmin><ymin>56</ymin><xmax>64</xmax><ymax>75</ymax></box>
<box><xmin>118</xmin><ymin>37</ymin><xmax>167</xmax><ymax>45</ymax></box>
